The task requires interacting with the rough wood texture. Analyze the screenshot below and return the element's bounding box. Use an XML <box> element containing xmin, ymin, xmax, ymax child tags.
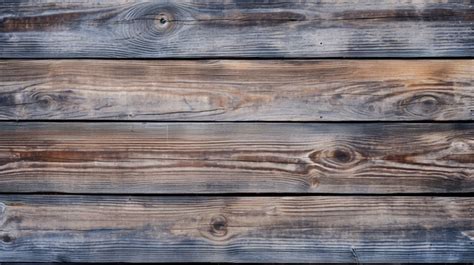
<box><xmin>0</xmin><ymin>195</ymin><xmax>472</xmax><ymax>262</ymax></box>
<box><xmin>0</xmin><ymin>122</ymin><xmax>472</xmax><ymax>194</ymax></box>
<box><xmin>1</xmin><ymin>0</ymin><xmax>473</xmax><ymax>58</ymax></box>
<box><xmin>0</xmin><ymin>60</ymin><xmax>473</xmax><ymax>121</ymax></box>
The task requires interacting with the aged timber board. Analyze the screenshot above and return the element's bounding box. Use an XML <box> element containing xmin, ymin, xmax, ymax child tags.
<box><xmin>0</xmin><ymin>195</ymin><xmax>472</xmax><ymax>262</ymax></box>
<box><xmin>0</xmin><ymin>60</ymin><xmax>472</xmax><ymax>121</ymax></box>
<box><xmin>0</xmin><ymin>0</ymin><xmax>473</xmax><ymax>58</ymax></box>
<box><xmin>0</xmin><ymin>122</ymin><xmax>471</xmax><ymax>194</ymax></box>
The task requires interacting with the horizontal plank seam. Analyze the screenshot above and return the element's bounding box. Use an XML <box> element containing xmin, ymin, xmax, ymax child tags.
<box><xmin>1</xmin><ymin>57</ymin><xmax>473</xmax><ymax>60</ymax></box>
<box><xmin>0</xmin><ymin>192</ymin><xmax>472</xmax><ymax>197</ymax></box>
<box><xmin>0</xmin><ymin>120</ymin><xmax>472</xmax><ymax>123</ymax></box>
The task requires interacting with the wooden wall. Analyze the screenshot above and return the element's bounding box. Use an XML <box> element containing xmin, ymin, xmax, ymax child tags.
<box><xmin>0</xmin><ymin>0</ymin><xmax>473</xmax><ymax>263</ymax></box>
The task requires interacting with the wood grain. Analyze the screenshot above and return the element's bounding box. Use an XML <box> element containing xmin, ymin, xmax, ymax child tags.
<box><xmin>1</xmin><ymin>60</ymin><xmax>472</xmax><ymax>121</ymax></box>
<box><xmin>0</xmin><ymin>122</ymin><xmax>472</xmax><ymax>194</ymax></box>
<box><xmin>0</xmin><ymin>195</ymin><xmax>472</xmax><ymax>262</ymax></box>
<box><xmin>1</xmin><ymin>1</ymin><xmax>472</xmax><ymax>58</ymax></box>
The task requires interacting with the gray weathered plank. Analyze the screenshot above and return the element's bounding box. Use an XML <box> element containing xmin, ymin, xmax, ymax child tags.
<box><xmin>1</xmin><ymin>0</ymin><xmax>473</xmax><ymax>58</ymax></box>
<box><xmin>0</xmin><ymin>60</ymin><xmax>472</xmax><ymax>121</ymax></box>
<box><xmin>0</xmin><ymin>122</ymin><xmax>472</xmax><ymax>194</ymax></box>
<box><xmin>0</xmin><ymin>195</ymin><xmax>472</xmax><ymax>262</ymax></box>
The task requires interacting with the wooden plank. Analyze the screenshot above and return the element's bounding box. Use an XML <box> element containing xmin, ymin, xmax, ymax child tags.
<box><xmin>0</xmin><ymin>195</ymin><xmax>472</xmax><ymax>262</ymax></box>
<box><xmin>0</xmin><ymin>122</ymin><xmax>472</xmax><ymax>194</ymax></box>
<box><xmin>0</xmin><ymin>1</ymin><xmax>472</xmax><ymax>58</ymax></box>
<box><xmin>1</xmin><ymin>60</ymin><xmax>472</xmax><ymax>121</ymax></box>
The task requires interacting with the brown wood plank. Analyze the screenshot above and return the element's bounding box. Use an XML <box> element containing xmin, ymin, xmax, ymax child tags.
<box><xmin>1</xmin><ymin>1</ymin><xmax>472</xmax><ymax>58</ymax></box>
<box><xmin>1</xmin><ymin>60</ymin><xmax>472</xmax><ymax>121</ymax></box>
<box><xmin>0</xmin><ymin>195</ymin><xmax>472</xmax><ymax>262</ymax></box>
<box><xmin>0</xmin><ymin>122</ymin><xmax>472</xmax><ymax>194</ymax></box>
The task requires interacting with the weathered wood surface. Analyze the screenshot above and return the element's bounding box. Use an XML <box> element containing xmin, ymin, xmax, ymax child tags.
<box><xmin>1</xmin><ymin>1</ymin><xmax>473</xmax><ymax>58</ymax></box>
<box><xmin>0</xmin><ymin>122</ymin><xmax>472</xmax><ymax>194</ymax></box>
<box><xmin>0</xmin><ymin>60</ymin><xmax>473</xmax><ymax>121</ymax></box>
<box><xmin>0</xmin><ymin>195</ymin><xmax>472</xmax><ymax>262</ymax></box>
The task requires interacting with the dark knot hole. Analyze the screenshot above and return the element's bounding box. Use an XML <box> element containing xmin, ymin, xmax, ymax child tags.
<box><xmin>1</xmin><ymin>234</ymin><xmax>13</xmax><ymax>243</ymax></box>
<box><xmin>209</xmin><ymin>215</ymin><xmax>228</xmax><ymax>237</ymax></box>
<box><xmin>333</xmin><ymin>149</ymin><xmax>352</xmax><ymax>163</ymax></box>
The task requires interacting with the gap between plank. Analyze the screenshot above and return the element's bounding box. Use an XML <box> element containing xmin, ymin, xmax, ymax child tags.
<box><xmin>0</xmin><ymin>192</ymin><xmax>472</xmax><ymax>197</ymax></box>
<box><xmin>0</xmin><ymin>120</ymin><xmax>473</xmax><ymax>123</ymax></box>
<box><xmin>0</xmin><ymin>57</ymin><xmax>473</xmax><ymax>60</ymax></box>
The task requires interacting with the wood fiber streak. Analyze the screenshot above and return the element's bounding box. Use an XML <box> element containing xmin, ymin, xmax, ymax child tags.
<box><xmin>0</xmin><ymin>122</ymin><xmax>472</xmax><ymax>194</ymax></box>
<box><xmin>0</xmin><ymin>0</ymin><xmax>473</xmax><ymax>58</ymax></box>
<box><xmin>0</xmin><ymin>196</ymin><xmax>472</xmax><ymax>262</ymax></box>
<box><xmin>0</xmin><ymin>60</ymin><xmax>472</xmax><ymax>121</ymax></box>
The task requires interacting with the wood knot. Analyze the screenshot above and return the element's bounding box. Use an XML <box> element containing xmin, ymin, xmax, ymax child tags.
<box><xmin>332</xmin><ymin>148</ymin><xmax>352</xmax><ymax>163</ymax></box>
<box><xmin>307</xmin><ymin>175</ymin><xmax>320</xmax><ymax>189</ymax></box>
<box><xmin>0</xmin><ymin>233</ymin><xmax>13</xmax><ymax>243</ymax></box>
<box><xmin>209</xmin><ymin>215</ymin><xmax>228</xmax><ymax>237</ymax></box>
<box><xmin>450</xmin><ymin>140</ymin><xmax>470</xmax><ymax>152</ymax></box>
<box><xmin>309</xmin><ymin>146</ymin><xmax>362</xmax><ymax>169</ymax></box>
<box><xmin>37</xmin><ymin>95</ymin><xmax>53</xmax><ymax>109</ymax></box>
<box><xmin>32</xmin><ymin>93</ymin><xmax>69</xmax><ymax>111</ymax></box>
<box><xmin>402</xmin><ymin>94</ymin><xmax>441</xmax><ymax>117</ymax></box>
<box><xmin>155</xmin><ymin>12</ymin><xmax>174</xmax><ymax>31</ymax></box>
